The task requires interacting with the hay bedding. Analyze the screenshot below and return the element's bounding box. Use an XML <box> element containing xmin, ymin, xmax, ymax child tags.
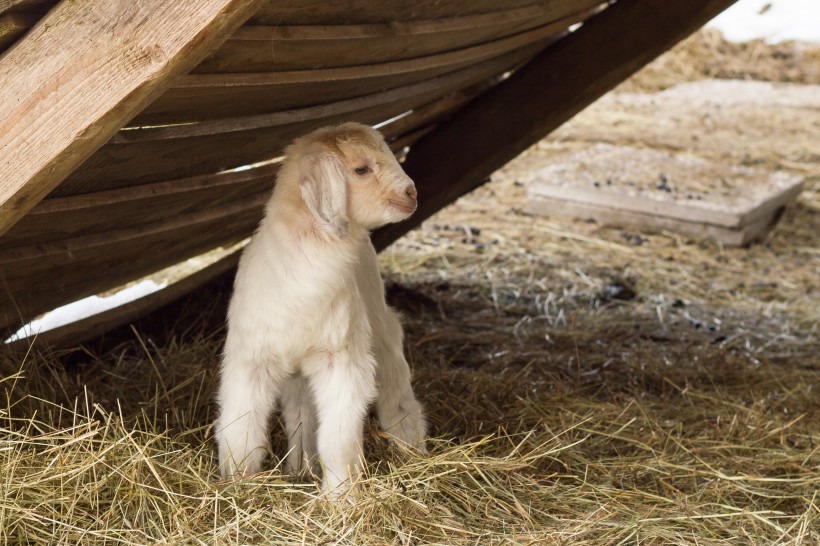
<box><xmin>2</xmin><ymin>31</ymin><xmax>819</xmax><ymax>544</ymax></box>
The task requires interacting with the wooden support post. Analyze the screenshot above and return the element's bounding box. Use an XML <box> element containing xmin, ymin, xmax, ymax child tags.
<box><xmin>0</xmin><ymin>0</ymin><xmax>265</xmax><ymax>237</ymax></box>
<box><xmin>372</xmin><ymin>0</ymin><xmax>738</xmax><ymax>250</ymax></box>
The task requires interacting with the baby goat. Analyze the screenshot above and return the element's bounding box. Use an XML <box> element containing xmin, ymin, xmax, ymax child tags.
<box><xmin>215</xmin><ymin>122</ymin><xmax>426</xmax><ymax>496</ymax></box>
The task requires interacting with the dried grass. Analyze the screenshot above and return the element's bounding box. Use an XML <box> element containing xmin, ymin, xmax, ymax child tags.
<box><xmin>2</xmin><ymin>266</ymin><xmax>817</xmax><ymax>544</ymax></box>
<box><xmin>2</xmin><ymin>30</ymin><xmax>819</xmax><ymax>545</ymax></box>
<box><xmin>617</xmin><ymin>28</ymin><xmax>820</xmax><ymax>92</ymax></box>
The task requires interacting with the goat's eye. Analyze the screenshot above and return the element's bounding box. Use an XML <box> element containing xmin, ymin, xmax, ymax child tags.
<box><xmin>354</xmin><ymin>166</ymin><xmax>370</xmax><ymax>175</ymax></box>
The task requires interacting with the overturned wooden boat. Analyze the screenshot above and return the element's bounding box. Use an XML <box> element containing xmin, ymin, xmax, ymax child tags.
<box><xmin>0</xmin><ymin>0</ymin><xmax>737</xmax><ymax>344</ymax></box>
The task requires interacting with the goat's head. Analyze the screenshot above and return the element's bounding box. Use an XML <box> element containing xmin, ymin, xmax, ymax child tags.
<box><xmin>289</xmin><ymin>122</ymin><xmax>417</xmax><ymax>239</ymax></box>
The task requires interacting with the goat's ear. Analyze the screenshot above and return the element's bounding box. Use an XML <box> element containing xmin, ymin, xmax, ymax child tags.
<box><xmin>298</xmin><ymin>152</ymin><xmax>349</xmax><ymax>239</ymax></box>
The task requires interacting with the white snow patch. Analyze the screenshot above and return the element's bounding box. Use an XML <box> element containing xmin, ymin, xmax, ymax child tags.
<box><xmin>5</xmin><ymin>280</ymin><xmax>166</xmax><ymax>343</ymax></box>
<box><xmin>707</xmin><ymin>0</ymin><xmax>820</xmax><ymax>44</ymax></box>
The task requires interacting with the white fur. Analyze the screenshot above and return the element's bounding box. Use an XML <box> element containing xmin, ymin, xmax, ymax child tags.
<box><xmin>215</xmin><ymin>123</ymin><xmax>426</xmax><ymax>497</ymax></box>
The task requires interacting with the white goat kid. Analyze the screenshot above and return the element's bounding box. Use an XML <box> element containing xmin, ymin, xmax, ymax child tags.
<box><xmin>215</xmin><ymin>122</ymin><xmax>427</xmax><ymax>496</ymax></box>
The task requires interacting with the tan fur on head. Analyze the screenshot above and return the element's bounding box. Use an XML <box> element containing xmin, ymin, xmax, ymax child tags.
<box><xmin>276</xmin><ymin>122</ymin><xmax>418</xmax><ymax>240</ymax></box>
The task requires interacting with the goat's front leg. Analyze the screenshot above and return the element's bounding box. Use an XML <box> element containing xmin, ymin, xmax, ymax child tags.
<box><xmin>306</xmin><ymin>350</ymin><xmax>376</xmax><ymax>497</ymax></box>
<box><xmin>216</xmin><ymin>356</ymin><xmax>282</xmax><ymax>477</ymax></box>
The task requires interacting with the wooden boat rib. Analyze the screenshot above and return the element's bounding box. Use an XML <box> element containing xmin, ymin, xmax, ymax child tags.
<box><xmin>196</xmin><ymin>5</ymin><xmax>569</xmax><ymax>73</ymax></box>
<box><xmin>0</xmin><ymin>0</ymin><xmax>737</xmax><ymax>339</ymax></box>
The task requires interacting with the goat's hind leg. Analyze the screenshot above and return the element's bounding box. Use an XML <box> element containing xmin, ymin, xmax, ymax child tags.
<box><xmin>279</xmin><ymin>373</ymin><xmax>319</xmax><ymax>476</ymax></box>
<box><xmin>374</xmin><ymin>309</ymin><xmax>427</xmax><ymax>451</ymax></box>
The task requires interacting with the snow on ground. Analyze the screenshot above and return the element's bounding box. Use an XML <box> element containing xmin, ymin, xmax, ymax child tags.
<box><xmin>5</xmin><ymin>280</ymin><xmax>166</xmax><ymax>343</ymax></box>
<box><xmin>707</xmin><ymin>0</ymin><xmax>820</xmax><ymax>44</ymax></box>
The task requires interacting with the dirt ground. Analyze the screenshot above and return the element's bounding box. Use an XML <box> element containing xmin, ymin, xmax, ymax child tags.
<box><xmin>384</xmin><ymin>30</ymin><xmax>819</xmax><ymax>362</ymax></box>
<box><xmin>374</xmin><ymin>29</ymin><xmax>820</xmax><ymax>541</ymax></box>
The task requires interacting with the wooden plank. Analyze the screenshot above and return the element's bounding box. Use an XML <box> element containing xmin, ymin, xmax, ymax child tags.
<box><xmin>0</xmin><ymin>220</ymin><xmax>254</xmax><ymax>330</ymax></box>
<box><xmin>387</xmin><ymin>125</ymin><xmax>438</xmax><ymax>153</ymax></box>
<box><xmin>134</xmin><ymin>18</ymin><xmax>574</xmax><ymax>125</ymax></box>
<box><xmin>0</xmin><ymin>195</ymin><xmax>265</xmax><ymax>328</ymax></box>
<box><xmin>6</xmin><ymin>250</ymin><xmax>241</xmax><ymax>350</ymax></box>
<box><xmin>0</xmin><ymin>0</ymin><xmax>267</xmax><ymax>238</ymax></box>
<box><xmin>530</xmin><ymin>179</ymin><xmax>803</xmax><ymax>232</ymax></box>
<box><xmin>372</xmin><ymin>0</ymin><xmax>740</xmax><ymax>249</ymax></box>
<box><xmin>377</xmin><ymin>77</ymin><xmax>509</xmax><ymax>151</ymax></box>
<box><xmin>527</xmin><ymin>195</ymin><xmax>781</xmax><ymax>246</ymax></box>
<box><xmin>381</xmin><ymin>87</ymin><xmax>490</xmax><ymax>145</ymax></box>
<box><xmin>529</xmin><ymin>171</ymin><xmax>805</xmax><ymax>228</ymax></box>
<box><xmin>57</xmin><ymin>44</ymin><xmax>544</xmax><ymax>196</ymax></box>
<box><xmin>0</xmin><ymin>191</ymin><xmax>267</xmax><ymax>266</ymax></box>
<box><xmin>0</xmin><ymin>164</ymin><xmax>279</xmax><ymax>249</ymax></box>
<box><xmin>526</xmin><ymin>144</ymin><xmax>806</xmax><ymax>228</ymax></box>
<box><xmin>60</xmin><ymin>98</ymin><xmax>427</xmax><ymax>196</ymax></box>
<box><xmin>248</xmin><ymin>0</ymin><xmax>554</xmax><ymax>25</ymax></box>
<box><xmin>196</xmin><ymin>3</ymin><xmax>600</xmax><ymax>73</ymax></box>
<box><xmin>126</xmin><ymin>42</ymin><xmax>547</xmax><ymax>143</ymax></box>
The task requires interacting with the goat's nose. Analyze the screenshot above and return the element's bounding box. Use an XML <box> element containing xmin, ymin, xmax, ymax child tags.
<box><xmin>405</xmin><ymin>186</ymin><xmax>417</xmax><ymax>200</ymax></box>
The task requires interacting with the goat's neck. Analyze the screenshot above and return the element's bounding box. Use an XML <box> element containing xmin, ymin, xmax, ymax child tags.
<box><xmin>262</xmin><ymin>200</ymin><xmax>368</xmax><ymax>266</ymax></box>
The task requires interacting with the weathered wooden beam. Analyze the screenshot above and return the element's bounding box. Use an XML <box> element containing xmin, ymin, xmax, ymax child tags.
<box><xmin>6</xmin><ymin>250</ymin><xmax>241</xmax><ymax>352</ymax></box>
<box><xmin>0</xmin><ymin>0</ymin><xmax>265</xmax><ymax>237</ymax></box>
<box><xmin>372</xmin><ymin>0</ymin><xmax>739</xmax><ymax>249</ymax></box>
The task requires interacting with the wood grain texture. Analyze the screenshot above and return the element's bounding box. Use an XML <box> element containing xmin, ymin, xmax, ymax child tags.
<box><xmin>0</xmin><ymin>193</ymin><xmax>265</xmax><ymax>328</ymax></box>
<box><xmin>249</xmin><ymin>0</ymin><xmax>553</xmax><ymax>25</ymax></box>
<box><xmin>0</xmin><ymin>164</ymin><xmax>279</xmax><ymax>249</ymax></box>
<box><xmin>57</xmin><ymin>44</ymin><xmax>544</xmax><ymax>196</ymax></box>
<box><xmin>134</xmin><ymin>19</ymin><xmax>571</xmax><ymax>125</ymax></box>
<box><xmin>379</xmin><ymin>84</ymin><xmax>493</xmax><ymax>145</ymax></box>
<box><xmin>0</xmin><ymin>191</ymin><xmax>267</xmax><ymax>266</ymax></box>
<box><xmin>0</xmin><ymin>0</ymin><xmax>266</xmax><ymax>237</ymax></box>
<box><xmin>196</xmin><ymin>2</ymin><xmax>601</xmax><ymax>73</ymax></box>
<box><xmin>373</xmin><ymin>0</ymin><xmax>740</xmax><ymax>249</ymax></box>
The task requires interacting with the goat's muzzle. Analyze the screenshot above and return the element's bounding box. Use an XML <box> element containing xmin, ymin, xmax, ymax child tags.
<box><xmin>388</xmin><ymin>185</ymin><xmax>418</xmax><ymax>215</ymax></box>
